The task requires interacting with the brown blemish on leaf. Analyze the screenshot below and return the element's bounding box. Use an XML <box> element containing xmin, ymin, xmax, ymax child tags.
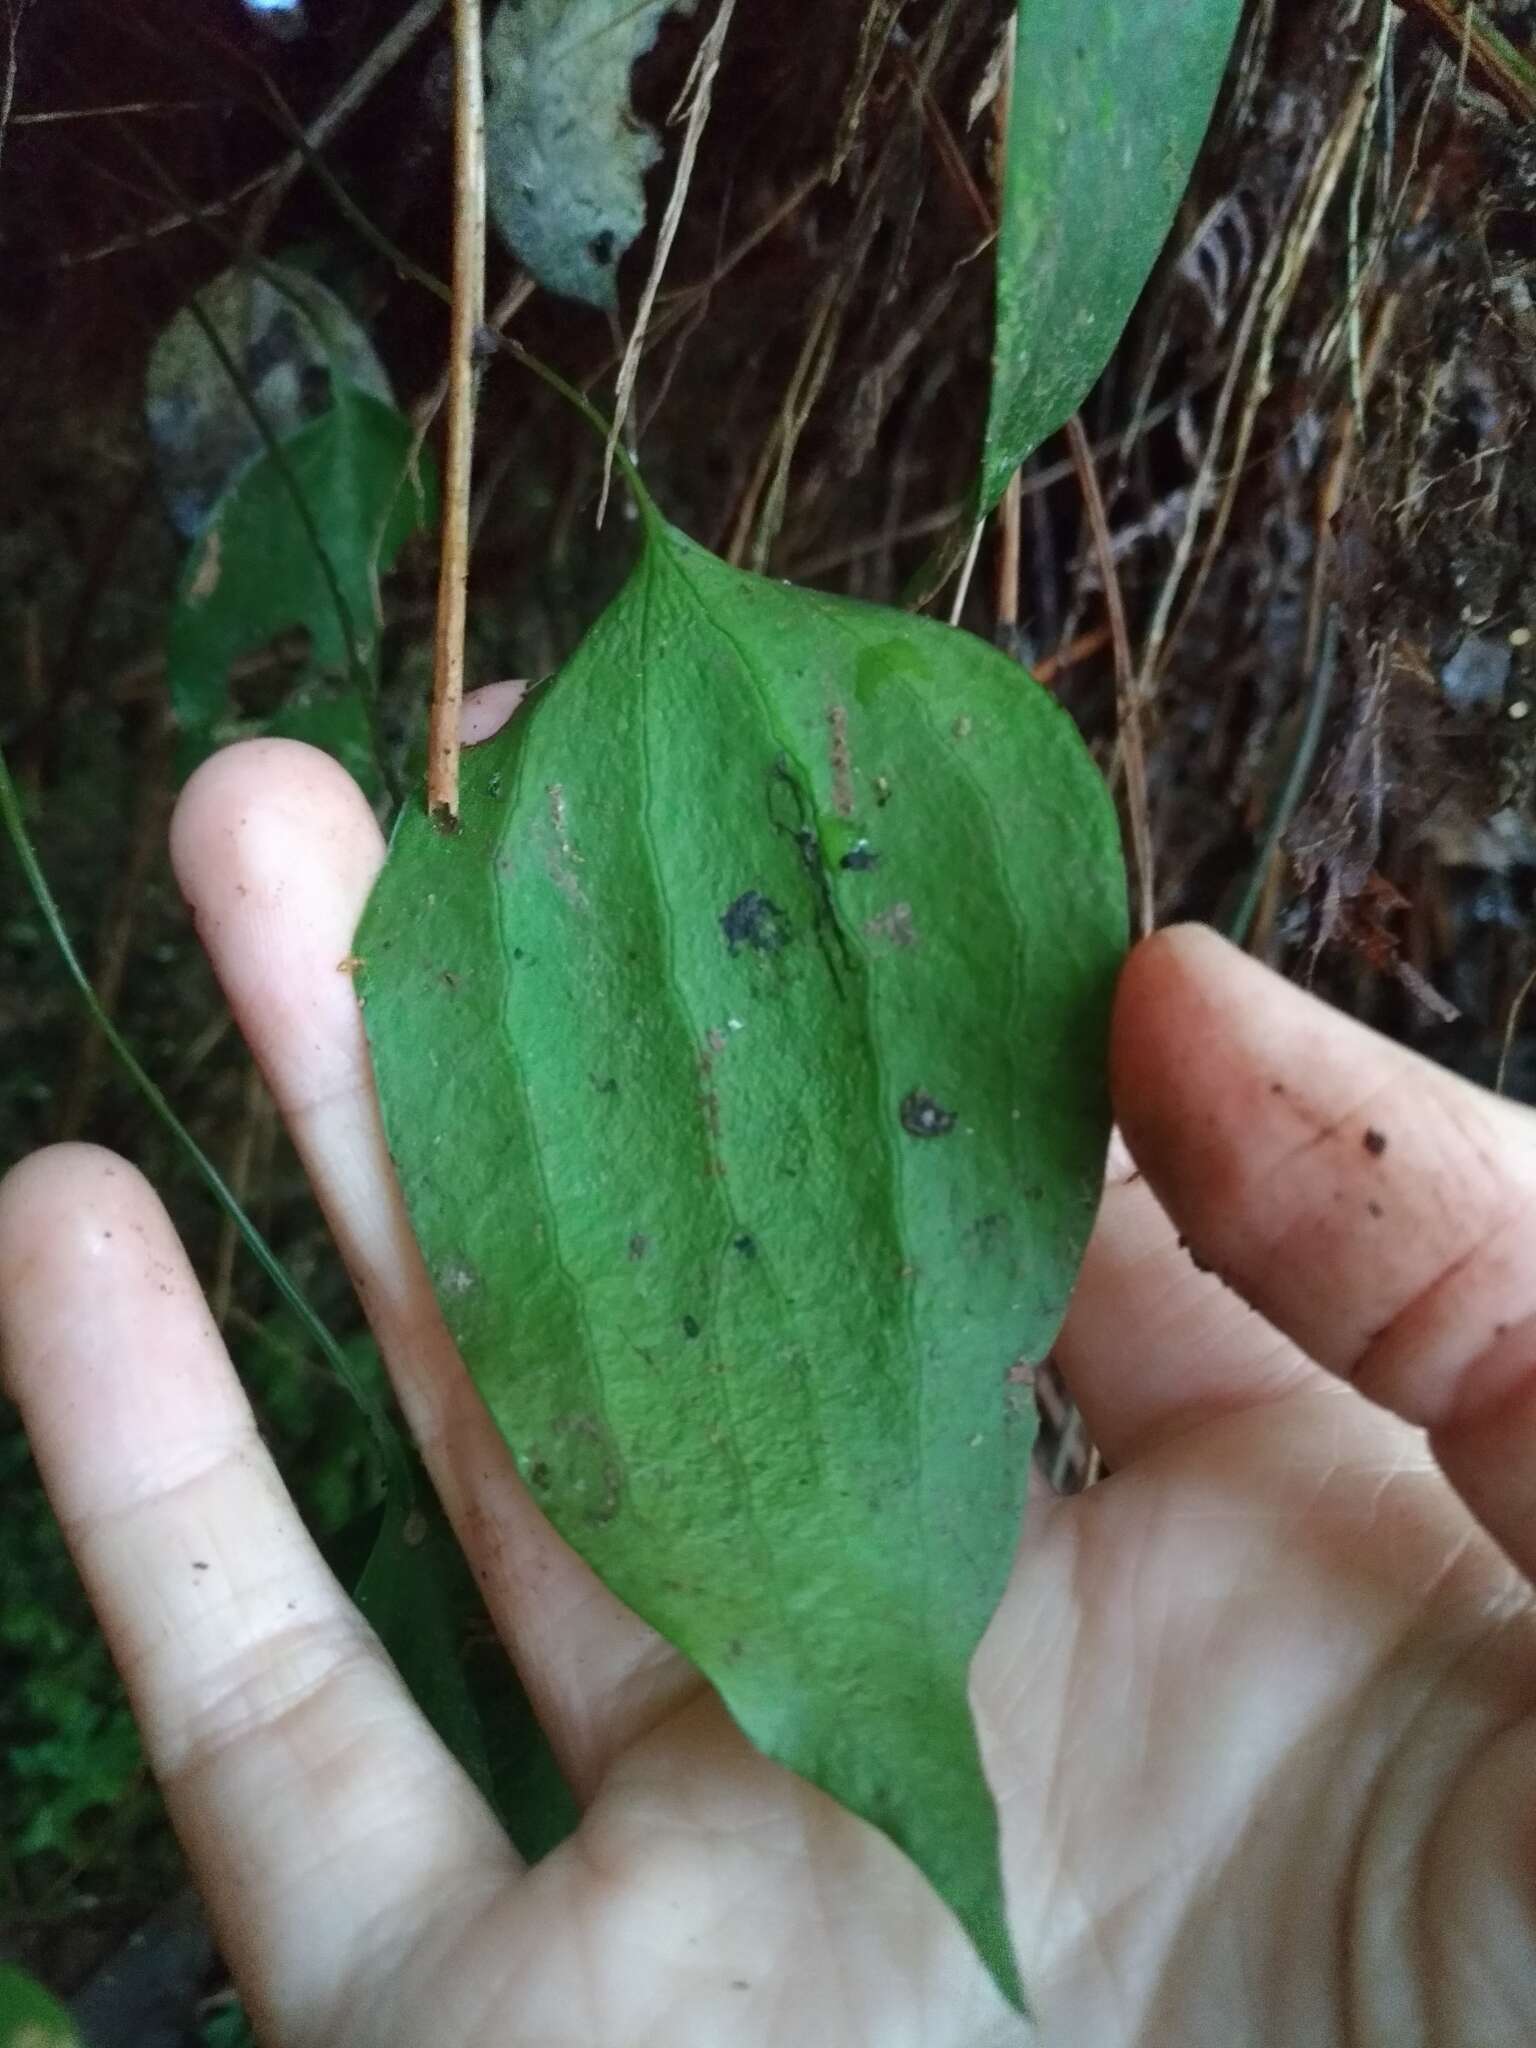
<box><xmin>552</xmin><ymin>1413</ymin><xmax>623</xmax><ymax>1524</ymax></box>
<box><xmin>828</xmin><ymin>703</ymin><xmax>855</xmax><ymax>817</ymax></box>
<box><xmin>864</xmin><ymin>901</ymin><xmax>918</xmax><ymax>948</ymax></box>
<box><xmin>336</xmin><ymin>953</ymin><xmax>364</xmax><ymax>975</ymax></box>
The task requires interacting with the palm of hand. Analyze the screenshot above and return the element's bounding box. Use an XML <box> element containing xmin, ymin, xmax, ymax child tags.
<box><xmin>4</xmin><ymin>739</ymin><xmax>1534</xmax><ymax>2048</ymax></box>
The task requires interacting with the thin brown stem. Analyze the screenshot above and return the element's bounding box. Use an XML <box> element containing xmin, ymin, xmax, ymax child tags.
<box><xmin>427</xmin><ymin>0</ymin><xmax>486</xmax><ymax>830</ymax></box>
<box><xmin>1066</xmin><ymin>412</ymin><xmax>1154</xmax><ymax>936</ymax></box>
<box><xmin>995</xmin><ymin>471</ymin><xmax>1021</xmax><ymax>630</ymax></box>
<box><xmin>602</xmin><ymin>0</ymin><xmax>737</xmax><ymax>521</ymax></box>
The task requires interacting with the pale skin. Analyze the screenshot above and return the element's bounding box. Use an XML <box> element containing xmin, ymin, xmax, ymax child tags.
<box><xmin>3</xmin><ymin>723</ymin><xmax>1536</xmax><ymax>2047</ymax></box>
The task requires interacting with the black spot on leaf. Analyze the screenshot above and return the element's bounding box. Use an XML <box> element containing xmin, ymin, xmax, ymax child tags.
<box><xmin>840</xmin><ymin>842</ymin><xmax>879</xmax><ymax>871</ymax></box>
<box><xmin>720</xmin><ymin>890</ymin><xmax>791</xmax><ymax>955</ymax></box>
<box><xmin>732</xmin><ymin>1234</ymin><xmax>758</xmax><ymax>1258</ymax></box>
<box><xmin>900</xmin><ymin>1090</ymin><xmax>957</xmax><ymax>1138</ymax></box>
<box><xmin>682</xmin><ymin>1313</ymin><xmax>701</xmax><ymax>1338</ymax></box>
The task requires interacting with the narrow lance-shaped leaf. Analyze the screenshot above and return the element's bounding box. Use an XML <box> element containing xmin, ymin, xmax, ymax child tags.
<box><xmin>0</xmin><ymin>741</ymin><xmax>569</xmax><ymax>1872</ymax></box>
<box><xmin>357</xmin><ymin>514</ymin><xmax>1126</xmax><ymax>2007</ymax></box>
<box><xmin>979</xmin><ymin>0</ymin><xmax>1243</xmax><ymax>513</ymax></box>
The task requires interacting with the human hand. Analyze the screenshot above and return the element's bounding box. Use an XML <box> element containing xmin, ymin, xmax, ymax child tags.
<box><xmin>3</xmin><ymin>733</ymin><xmax>1535</xmax><ymax>2047</ymax></box>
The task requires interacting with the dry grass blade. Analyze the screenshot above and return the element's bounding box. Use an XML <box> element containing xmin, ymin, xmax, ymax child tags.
<box><xmin>1156</xmin><ymin>68</ymin><xmax>1375</xmax><ymax>684</ymax></box>
<box><xmin>601</xmin><ymin>0</ymin><xmax>737</xmax><ymax>523</ymax></box>
<box><xmin>832</xmin><ymin>0</ymin><xmax>904</xmax><ymax>176</ymax></box>
<box><xmin>1067</xmin><ymin>412</ymin><xmax>1153</xmax><ymax>937</ymax></box>
<box><xmin>1399</xmin><ymin>0</ymin><xmax>1536</xmax><ymax>120</ymax></box>
<box><xmin>947</xmin><ymin>518</ymin><xmax>985</xmax><ymax>625</ymax></box>
<box><xmin>1498</xmin><ymin>966</ymin><xmax>1536</xmax><ymax>1096</ymax></box>
<box><xmin>732</xmin><ymin>278</ymin><xmax>844</xmax><ymax>572</ymax></box>
<box><xmin>427</xmin><ymin>0</ymin><xmax>487</xmax><ymax>829</ymax></box>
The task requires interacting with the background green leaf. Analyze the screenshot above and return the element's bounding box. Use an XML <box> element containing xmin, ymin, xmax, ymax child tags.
<box><xmin>347</xmin><ymin>1455</ymin><xmax>579</xmax><ymax>1861</ymax></box>
<box><xmin>0</xmin><ymin>1964</ymin><xmax>81</xmax><ymax>2048</ymax></box>
<box><xmin>165</xmin><ymin>386</ymin><xmax>433</xmax><ymax>732</ymax></box>
<box><xmin>484</xmin><ymin>0</ymin><xmax>699</xmax><ymax>307</ymax></box>
<box><xmin>979</xmin><ymin>0</ymin><xmax>1244</xmax><ymax>512</ymax></box>
<box><xmin>357</xmin><ymin>521</ymin><xmax>1126</xmax><ymax>2006</ymax></box>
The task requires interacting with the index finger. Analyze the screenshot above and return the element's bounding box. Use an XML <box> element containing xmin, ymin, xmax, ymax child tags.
<box><xmin>0</xmin><ymin>1145</ymin><xmax>516</xmax><ymax>2041</ymax></box>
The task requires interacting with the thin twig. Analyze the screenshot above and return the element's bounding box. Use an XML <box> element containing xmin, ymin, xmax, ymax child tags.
<box><xmin>788</xmin><ymin>503</ymin><xmax>965</xmax><ymax>581</ymax></box>
<box><xmin>601</xmin><ymin>0</ymin><xmax>737</xmax><ymax>522</ymax></box>
<box><xmin>995</xmin><ymin>471</ymin><xmax>1022</xmax><ymax>630</ymax></box>
<box><xmin>1158</xmin><ymin>73</ymin><xmax>1373</xmax><ymax>682</ymax></box>
<box><xmin>428</xmin><ymin>0</ymin><xmax>487</xmax><ymax>831</ymax></box>
<box><xmin>13</xmin><ymin>96</ymin><xmax>221</xmax><ymax>123</ymax></box>
<box><xmin>1030</xmin><ymin>623</ymin><xmax>1113</xmax><ymax>688</ymax></box>
<box><xmin>753</xmin><ymin>292</ymin><xmax>844</xmax><ymax>572</ymax></box>
<box><xmin>1066</xmin><ymin>412</ymin><xmax>1154</xmax><ymax>936</ymax></box>
<box><xmin>1400</xmin><ymin>0</ymin><xmax>1536</xmax><ymax>120</ymax></box>
<box><xmin>59</xmin><ymin>0</ymin><xmax>445</xmax><ymax>266</ymax></box>
<box><xmin>0</xmin><ymin>0</ymin><xmax>26</xmax><ymax>187</ymax></box>
<box><xmin>1227</xmin><ymin>609</ymin><xmax>1339</xmax><ymax>950</ymax></box>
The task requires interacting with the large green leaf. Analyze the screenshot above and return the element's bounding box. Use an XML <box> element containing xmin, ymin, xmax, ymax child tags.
<box><xmin>356</xmin><ymin>516</ymin><xmax>1126</xmax><ymax>2007</ymax></box>
<box><xmin>979</xmin><ymin>0</ymin><xmax>1243</xmax><ymax>512</ymax></box>
<box><xmin>166</xmin><ymin>386</ymin><xmax>432</xmax><ymax>730</ymax></box>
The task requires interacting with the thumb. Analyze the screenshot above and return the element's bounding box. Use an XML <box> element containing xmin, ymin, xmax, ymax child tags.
<box><xmin>1112</xmin><ymin>924</ymin><xmax>1536</xmax><ymax>1580</ymax></box>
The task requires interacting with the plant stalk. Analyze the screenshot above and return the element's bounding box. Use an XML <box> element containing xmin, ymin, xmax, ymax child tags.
<box><xmin>427</xmin><ymin>0</ymin><xmax>487</xmax><ymax>830</ymax></box>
